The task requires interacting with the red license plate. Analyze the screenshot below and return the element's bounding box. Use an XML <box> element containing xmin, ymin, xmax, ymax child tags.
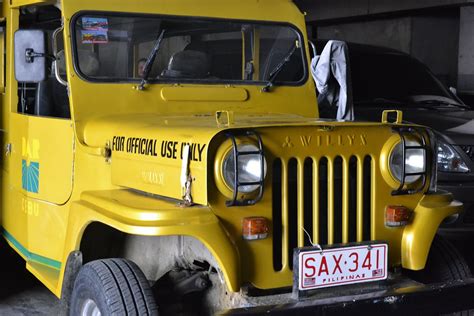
<box><xmin>296</xmin><ymin>243</ymin><xmax>388</xmax><ymax>290</ymax></box>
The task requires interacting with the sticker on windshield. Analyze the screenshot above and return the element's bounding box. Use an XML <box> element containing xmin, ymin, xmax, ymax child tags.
<box><xmin>81</xmin><ymin>30</ymin><xmax>108</xmax><ymax>44</ymax></box>
<box><xmin>82</xmin><ymin>17</ymin><xmax>109</xmax><ymax>31</ymax></box>
<box><xmin>81</xmin><ymin>17</ymin><xmax>109</xmax><ymax>44</ymax></box>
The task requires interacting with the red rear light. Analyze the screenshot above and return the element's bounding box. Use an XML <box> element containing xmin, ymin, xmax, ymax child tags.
<box><xmin>242</xmin><ymin>217</ymin><xmax>269</xmax><ymax>240</ymax></box>
<box><xmin>386</xmin><ymin>205</ymin><xmax>412</xmax><ymax>227</ymax></box>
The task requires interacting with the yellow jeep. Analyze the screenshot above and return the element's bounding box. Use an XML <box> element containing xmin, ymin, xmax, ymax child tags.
<box><xmin>0</xmin><ymin>0</ymin><xmax>471</xmax><ymax>314</ymax></box>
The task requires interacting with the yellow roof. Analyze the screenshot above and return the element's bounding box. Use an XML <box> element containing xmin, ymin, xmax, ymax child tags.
<box><xmin>60</xmin><ymin>0</ymin><xmax>304</xmax><ymax>26</ymax></box>
<box><xmin>8</xmin><ymin>0</ymin><xmax>303</xmax><ymax>28</ymax></box>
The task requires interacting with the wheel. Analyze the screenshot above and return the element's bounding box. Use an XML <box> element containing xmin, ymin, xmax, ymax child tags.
<box><xmin>405</xmin><ymin>235</ymin><xmax>472</xmax><ymax>315</ymax></box>
<box><xmin>70</xmin><ymin>258</ymin><xmax>158</xmax><ymax>316</ymax></box>
<box><xmin>409</xmin><ymin>234</ymin><xmax>471</xmax><ymax>284</ymax></box>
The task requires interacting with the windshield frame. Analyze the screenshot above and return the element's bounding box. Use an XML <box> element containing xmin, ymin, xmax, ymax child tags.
<box><xmin>70</xmin><ymin>11</ymin><xmax>309</xmax><ymax>87</ymax></box>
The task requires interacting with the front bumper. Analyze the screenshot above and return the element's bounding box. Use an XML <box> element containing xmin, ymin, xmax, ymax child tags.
<box><xmin>439</xmin><ymin>182</ymin><xmax>474</xmax><ymax>227</ymax></box>
<box><xmin>222</xmin><ymin>277</ymin><xmax>474</xmax><ymax>315</ymax></box>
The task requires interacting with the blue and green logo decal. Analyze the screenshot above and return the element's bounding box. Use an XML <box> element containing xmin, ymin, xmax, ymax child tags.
<box><xmin>22</xmin><ymin>138</ymin><xmax>40</xmax><ymax>194</ymax></box>
<box><xmin>22</xmin><ymin>160</ymin><xmax>40</xmax><ymax>193</ymax></box>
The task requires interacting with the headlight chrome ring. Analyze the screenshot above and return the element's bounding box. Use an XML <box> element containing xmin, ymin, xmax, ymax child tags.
<box><xmin>215</xmin><ymin>131</ymin><xmax>267</xmax><ymax>206</ymax></box>
<box><xmin>222</xmin><ymin>143</ymin><xmax>267</xmax><ymax>194</ymax></box>
<box><xmin>389</xmin><ymin>139</ymin><xmax>426</xmax><ymax>184</ymax></box>
<box><xmin>381</xmin><ymin>127</ymin><xmax>431</xmax><ymax>195</ymax></box>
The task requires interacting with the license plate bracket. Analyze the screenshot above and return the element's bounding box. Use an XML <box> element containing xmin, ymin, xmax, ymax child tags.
<box><xmin>293</xmin><ymin>241</ymin><xmax>388</xmax><ymax>299</ymax></box>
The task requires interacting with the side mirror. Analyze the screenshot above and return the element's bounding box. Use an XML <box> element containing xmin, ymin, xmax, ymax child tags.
<box><xmin>14</xmin><ymin>30</ymin><xmax>46</xmax><ymax>83</ymax></box>
<box><xmin>449</xmin><ymin>86</ymin><xmax>458</xmax><ymax>96</ymax></box>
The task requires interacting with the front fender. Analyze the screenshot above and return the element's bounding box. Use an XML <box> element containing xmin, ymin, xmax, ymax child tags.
<box><xmin>58</xmin><ymin>189</ymin><xmax>240</xmax><ymax>298</ymax></box>
<box><xmin>401</xmin><ymin>191</ymin><xmax>462</xmax><ymax>270</ymax></box>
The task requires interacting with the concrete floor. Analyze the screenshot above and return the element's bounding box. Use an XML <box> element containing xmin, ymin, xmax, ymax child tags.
<box><xmin>0</xmin><ymin>239</ymin><xmax>62</xmax><ymax>316</ymax></box>
<box><xmin>0</xmin><ymin>231</ymin><xmax>473</xmax><ymax>315</ymax></box>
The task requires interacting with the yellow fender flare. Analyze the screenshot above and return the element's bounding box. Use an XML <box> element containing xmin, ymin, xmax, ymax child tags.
<box><xmin>57</xmin><ymin>190</ymin><xmax>240</xmax><ymax>298</ymax></box>
<box><xmin>401</xmin><ymin>192</ymin><xmax>462</xmax><ymax>270</ymax></box>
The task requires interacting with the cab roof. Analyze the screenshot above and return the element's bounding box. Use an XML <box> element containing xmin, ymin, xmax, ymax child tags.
<box><xmin>10</xmin><ymin>0</ymin><xmax>305</xmax><ymax>28</ymax></box>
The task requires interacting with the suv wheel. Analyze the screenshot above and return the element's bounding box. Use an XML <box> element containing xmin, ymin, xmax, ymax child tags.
<box><xmin>410</xmin><ymin>234</ymin><xmax>471</xmax><ymax>283</ymax></box>
<box><xmin>70</xmin><ymin>258</ymin><xmax>158</xmax><ymax>316</ymax></box>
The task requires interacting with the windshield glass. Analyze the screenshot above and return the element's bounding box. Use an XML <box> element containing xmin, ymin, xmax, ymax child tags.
<box><xmin>73</xmin><ymin>13</ymin><xmax>306</xmax><ymax>85</ymax></box>
<box><xmin>351</xmin><ymin>52</ymin><xmax>453</xmax><ymax>104</ymax></box>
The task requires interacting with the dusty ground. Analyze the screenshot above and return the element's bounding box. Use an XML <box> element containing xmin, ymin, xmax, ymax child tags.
<box><xmin>0</xmin><ymin>231</ymin><xmax>473</xmax><ymax>315</ymax></box>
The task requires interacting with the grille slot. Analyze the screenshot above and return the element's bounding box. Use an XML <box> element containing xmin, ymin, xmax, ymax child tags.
<box><xmin>272</xmin><ymin>159</ymin><xmax>283</xmax><ymax>272</ymax></box>
<box><xmin>303</xmin><ymin>158</ymin><xmax>314</xmax><ymax>248</ymax></box>
<box><xmin>287</xmin><ymin>159</ymin><xmax>298</xmax><ymax>270</ymax></box>
<box><xmin>272</xmin><ymin>155</ymin><xmax>373</xmax><ymax>272</ymax></box>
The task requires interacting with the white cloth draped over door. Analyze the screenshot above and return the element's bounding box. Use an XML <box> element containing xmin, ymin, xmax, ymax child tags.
<box><xmin>311</xmin><ymin>40</ymin><xmax>354</xmax><ymax>121</ymax></box>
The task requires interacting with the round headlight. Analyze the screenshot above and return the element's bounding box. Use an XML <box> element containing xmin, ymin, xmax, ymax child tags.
<box><xmin>222</xmin><ymin>144</ymin><xmax>267</xmax><ymax>193</ymax></box>
<box><xmin>389</xmin><ymin>140</ymin><xmax>426</xmax><ymax>184</ymax></box>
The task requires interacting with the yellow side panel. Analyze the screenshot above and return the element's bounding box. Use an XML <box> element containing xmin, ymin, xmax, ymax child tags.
<box><xmin>10</xmin><ymin>113</ymin><xmax>74</xmax><ymax>204</ymax></box>
<box><xmin>3</xmin><ymin>191</ymin><xmax>68</xmax><ymax>265</ymax></box>
<box><xmin>161</xmin><ymin>86</ymin><xmax>249</xmax><ymax>102</ymax></box>
<box><xmin>0</xmin><ymin>29</ymin><xmax>5</xmax><ymax>93</ymax></box>
<box><xmin>26</xmin><ymin>261</ymin><xmax>60</xmax><ymax>295</ymax></box>
<box><xmin>3</xmin><ymin>114</ymin><xmax>73</xmax><ymax>272</ymax></box>
<box><xmin>10</xmin><ymin>0</ymin><xmax>54</xmax><ymax>8</ymax></box>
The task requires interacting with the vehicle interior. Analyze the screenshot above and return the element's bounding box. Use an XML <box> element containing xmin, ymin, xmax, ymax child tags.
<box><xmin>17</xmin><ymin>5</ymin><xmax>70</xmax><ymax>118</ymax></box>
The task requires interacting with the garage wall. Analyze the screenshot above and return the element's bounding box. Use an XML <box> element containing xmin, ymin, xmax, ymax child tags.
<box><xmin>296</xmin><ymin>0</ymin><xmax>474</xmax><ymax>22</ymax></box>
<box><xmin>296</xmin><ymin>0</ymin><xmax>474</xmax><ymax>97</ymax></box>
<box><xmin>315</xmin><ymin>18</ymin><xmax>412</xmax><ymax>53</ymax></box>
<box><xmin>314</xmin><ymin>11</ymin><xmax>460</xmax><ymax>87</ymax></box>
<box><xmin>411</xmin><ymin>14</ymin><xmax>459</xmax><ymax>86</ymax></box>
<box><xmin>458</xmin><ymin>6</ymin><xmax>474</xmax><ymax>92</ymax></box>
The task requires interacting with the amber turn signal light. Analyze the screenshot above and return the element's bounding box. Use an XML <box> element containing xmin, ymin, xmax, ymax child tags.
<box><xmin>386</xmin><ymin>205</ymin><xmax>412</xmax><ymax>227</ymax></box>
<box><xmin>242</xmin><ymin>217</ymin><xmax>269</xmax><ymax>240</ymax></box>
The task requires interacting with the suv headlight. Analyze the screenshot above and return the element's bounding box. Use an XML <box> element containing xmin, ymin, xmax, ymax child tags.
<box><xmin>389</xmin><ymin>140</ymin><xmax>426</xmax><ymax>184</ymax></box>
<box><xmin>222</xmin><ymin>144</ymin><xmax>267</xmax><ymax>193</ymax></box>
<box><xmin>437</xmin><ymin>140</ymin><xmax>470</xmax><ymax>173</ymax></box>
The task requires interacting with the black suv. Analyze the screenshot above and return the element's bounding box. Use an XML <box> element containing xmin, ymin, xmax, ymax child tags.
<box><xmin>316</xmin><ymin>41</ymin><xmax>474</xmax><ymax>227</ymax></box>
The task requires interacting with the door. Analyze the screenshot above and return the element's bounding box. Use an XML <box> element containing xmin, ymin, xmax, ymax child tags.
<box><xmin>3</xmin><ymin>5</ymin><xmax>74</xmax><ymax>268</ymax></box>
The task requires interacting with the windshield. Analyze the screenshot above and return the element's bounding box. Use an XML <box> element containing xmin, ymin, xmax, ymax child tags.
<box><xmin>351</xmin><ymin>52</ymin><xmax>453</xmax><ymax>104</ymax></box>
<box><xmin>73</xmin><ymin>13</ymin><xmax>306</xmax><ymax>85</ymax></box>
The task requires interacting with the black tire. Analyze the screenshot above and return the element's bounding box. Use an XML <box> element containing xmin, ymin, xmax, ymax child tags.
<box><xmin>70</xmin><ymin>258</ymin><xmax>158</xmax><ymax>316</ymax></box>
<box><xmin>409</xmin><ymin>234</ymin><xmax>471</xmax><ymax>284</ymax></box>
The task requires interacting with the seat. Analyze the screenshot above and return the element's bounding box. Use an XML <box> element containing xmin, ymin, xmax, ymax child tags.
<box><xmin>35</xmin><ymin>64</ymin><xmax>70</xmax><ymax>118</ymax></box>
<box><xmin>185</xmin><ymin>40</ymin><xmax>242</xmax><ymax>80</ymax></box>
<box><xmin>161</xmin><ymin>50</ymin><xmax>211</xmax><ymax>79</ymax></box>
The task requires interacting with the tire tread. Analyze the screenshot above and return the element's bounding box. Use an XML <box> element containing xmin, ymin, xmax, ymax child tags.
<box><xmin>70</xmin><ymin>258</ymin><xmax>158</xmax><ymax>316</ymax></box>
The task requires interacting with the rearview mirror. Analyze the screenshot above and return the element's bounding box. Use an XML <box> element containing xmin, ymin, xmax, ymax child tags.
<box><xmin>14</xmin><ymin>30</ymin><xmax>46</xmax><ymax>83</ymax></box>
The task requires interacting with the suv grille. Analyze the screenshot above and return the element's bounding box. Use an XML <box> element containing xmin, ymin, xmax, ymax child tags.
<box><xmin>272</xmin><ymin>155</ymin><xmax>373</xmax><ymax>271</ymax></box>
<box><xmin>460</xmin><ymin>145</ymin><xmax>474</xmax><ymax>161</ymax></box>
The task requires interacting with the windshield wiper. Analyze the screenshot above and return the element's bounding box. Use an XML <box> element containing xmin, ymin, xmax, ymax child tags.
<box><xmin>137</xmin><ymin>29</ymin><xmax>166</xmax><ymax>91</ymax></box>
<box><xmin>261</xmin><ymin>41</ymin><xmax>298</xmax><ymax>92</ymax></box>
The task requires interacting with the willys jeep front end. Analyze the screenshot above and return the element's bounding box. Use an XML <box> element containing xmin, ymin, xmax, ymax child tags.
<box><xmin>1</xmin><ymin>0</ymin><xmax>471</xmax><ymax>315</ymax></box>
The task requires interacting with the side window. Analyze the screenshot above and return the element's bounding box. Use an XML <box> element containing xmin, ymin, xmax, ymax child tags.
<box><xmin>259</xmin><ymin>26</ymin><xmax>303</xmax><ymax>82</ymax></box>
<box><xmin>16</xmin><ymin>5</ymin><xmax>70</xmax><ymax>119</ymax></box>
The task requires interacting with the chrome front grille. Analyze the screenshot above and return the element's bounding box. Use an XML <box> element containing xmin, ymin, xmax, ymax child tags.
<box><xmin>272</xmin><ymin>155</ymin><xmax>373</xmax><ymax>271</ymax></box>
